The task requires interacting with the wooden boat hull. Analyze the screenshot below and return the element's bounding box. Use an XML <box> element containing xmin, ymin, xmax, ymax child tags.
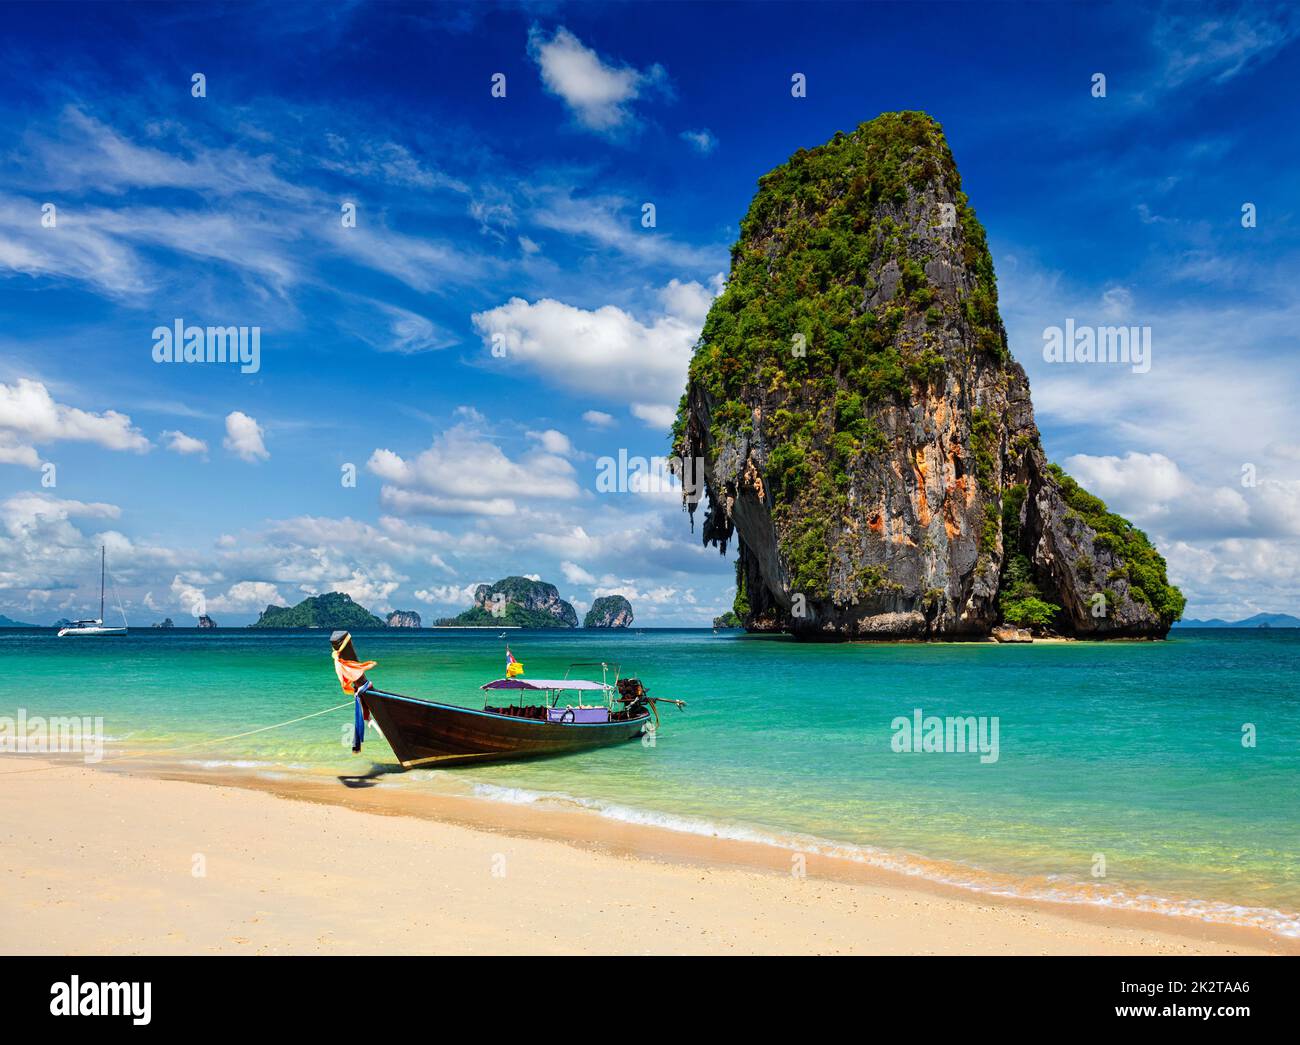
<box><xmin>360</xmin><ymin>686</ymin><xmax>650</xmax><ymax>767</ymax></box>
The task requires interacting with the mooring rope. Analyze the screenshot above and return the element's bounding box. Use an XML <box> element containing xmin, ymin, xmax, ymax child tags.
<box><xmin>0</xmin><ymin>700</ymin><xmax>354</xmax><ymax>776</ymax></box>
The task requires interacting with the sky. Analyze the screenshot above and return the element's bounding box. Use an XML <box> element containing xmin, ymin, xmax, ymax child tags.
<box><xmin>1</xmin><ymin>0</ymin><xmax>1298</xmax><ymax>626</ymax></box>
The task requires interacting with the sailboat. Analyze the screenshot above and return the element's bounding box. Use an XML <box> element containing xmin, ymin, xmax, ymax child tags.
<box><xmin>57</xmin><ymin>546</ymin><xmax>128</xmax><ymax>637</ymax></box>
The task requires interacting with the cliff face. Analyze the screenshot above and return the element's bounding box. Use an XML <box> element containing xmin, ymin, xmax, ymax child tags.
<box><xmin>386</xmin><ymin>610</ymin><xmax>421</xmax><ymax>628</ymax></box>
<box><xmin>584</xmin><ymin>595</ymin><xmax>634</xmax><ymax>628</ymax></box>
<box><xmin>674</xmin><ymin>112</ymin><xmax>1184</xmax><ymax>640</ymax></box>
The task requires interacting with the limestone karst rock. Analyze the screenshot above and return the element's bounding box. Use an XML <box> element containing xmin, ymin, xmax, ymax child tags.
<box><xmin>674</xmin><ymin>113</ymin><xmax>1183</xmax><ymax>639</ymax></box>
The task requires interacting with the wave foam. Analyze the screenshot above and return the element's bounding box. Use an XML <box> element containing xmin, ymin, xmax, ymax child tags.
<box><xmin>464</xmin><ymin>782</ymin><xmax>1300</xmax><ymax>939</ymax></box>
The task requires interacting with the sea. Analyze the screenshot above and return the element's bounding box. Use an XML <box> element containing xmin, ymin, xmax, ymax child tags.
<box><xmin>6</xmin><ymin>626</ymin><xmax>1298</xmax><ymax>938</ymax></box>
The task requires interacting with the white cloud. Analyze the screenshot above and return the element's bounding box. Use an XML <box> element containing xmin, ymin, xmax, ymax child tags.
<box><xmin>414</xmin><ymin>582</ymin><xmax>480</xmax><ymax>606</ymax></box>
<box><xmin>367</xmin><ymin>420</ymin><xmax>580</xmax><ymax>517</ymax></box>
<box><xmin>593</xmin><ymin>582</ymin><xmax>693</xmax><ymax>606</ymax></box>
<box><xmin>1062</xmin><ymin>450</ymin><xmax>1300</xmax><ymax>542</ymax></box>
<box><xmin>529</xmin><ymin>428</ymin><xmax>573</xmax><ymax>455</ymax></box>
<box><xmin>629</xmin><ymin>403</ymin><xmax>678</xmax><ymax>430</ymax></box>
<box><xmin>583</xmin><ymin>410</ymin><xmax>614</xmax><ymax>428</ymax></box>
<box><xmin>162</xmin><ymin>429</ymin><xmax>208</xmax><ymax>456</ymax></box>
<box><xmin>2</xmin><ymin>492</ymin><xmax>120</xmax><ymax>537</ymax></box>
<box><xmin>472</xmin><ymin>276</ymin><xmax>720</xmax><ymax>427</ymax></box>
<box><xmin>223</xmin><ymin>411</ymin><xmax>269</xmax><ymax>462</ymax></box>
<box><xmin>0</xmin><ymin>378</ymin><xmax>150</xmax><ymax>463</ymax></box>
<box><xmin>528</xmin><ymin>26</ymin><xmax>667</xmax><ymax>134</ymax></box>
<box><xmin>380</xmin><ymin>488</ymin><xmax>517</xmax><ymax>517</ymax></box>
<box><xmin>0</xmin><ymin>433</ymin><xmax>41</xmax><ymax>469</ymax></box>
<box><xmin>560</xmin><ymin>560</ymin><xmax>596</xmax><ymax>585</ymax></box>
<box><xmin>1063</xmin><ymin>451</ymin><xmax>1189</xmax><ymax>507</ymax></box>
<box><xmin>307</xmin><ymin>568</ymin><xmax>401</xmax><ymax>614</ymax></box>
<box><xmin>207</xmin><ymin>580</ymin><xmax>286</xmax><ymax>613</ymax></box>
<box><xmin>169</xmin><ymin>574</ymin><xmax>208</xmax><ymax>618</ymax></box>
<box><xmin>679</xmin><ymin>128</ymin><xmax>717</xmax><ymax>154</ymax></box>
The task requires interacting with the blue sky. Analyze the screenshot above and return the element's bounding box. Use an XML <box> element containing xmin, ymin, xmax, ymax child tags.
<box><xmin>1</xmin><ymin>0</ymin><xmax>1298</xmax><ymax>625</ymax></box>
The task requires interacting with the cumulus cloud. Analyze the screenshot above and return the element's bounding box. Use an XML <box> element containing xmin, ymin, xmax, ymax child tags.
<box><xmin>528</xmin><ymin>26</ymin><xmax>668</xmax><ymax>134</ymax></box>
<box><xmin>472</xmin><ymin>276</ymin><xmax>720</xmax><ymax>429</ymax></box>
<box><xmin>0</xmin><ymin>378</ymin><xmax>150</xmax><ymax>464</ymax></box>
<box><xmin>529</xmin><ymin>428</ymin><xmax>573</xmax><ymax>455</ymax></box>
<box><xmin>629</xmin><ymin>403</ymin><xmax>677</xmax><ymax>430</ymax></box>
<box><xmin>223</xmin><ymin>411</ymin><xmax>269</xmax><ymax>462</ymax></box>
<box><xmin>2</xmin><ymin>492</ymin><xmax>120</xmax><ymax>538</ymax></box>
<box><xmin>0</xmin><ymin>433</ymin><xmax>41</xmax><ymax>469</ymax></box>
<box><xmin>414</xmin><ymin>582</ymin><xmax>481</xmax><ymax>607</ymax></box>
<box><xmin>207</xmin><ymin>580</ymin><xmax>286</xmax><ymax>613</ymax></box>
<box><xmin>162</xmin><ymin>429</ymin><xmax>208</xmax><ymax>456</ymax></box>
<box><xmin>1062</xmin><ymin>450</ymin><xmax>1300</xmax><ymax>542</ymax></box>
<box><xmin>582</xmin><ymin>410</ymin><xmax>614</xmax><ymax>428</ymax></box>
<box><xmin>560</xmin><ymin>560</ymin><xmax>596</xmax><ymax>585</ymax></box>
<box><xmin>368</xmin><ymin>420</ymin><xmax>579</xmax><ymax>517</ymax></box>
<box><xmin>304</xmin><ymin>568</ymin><xmax>401</xmax><ymax>613</ymax></box>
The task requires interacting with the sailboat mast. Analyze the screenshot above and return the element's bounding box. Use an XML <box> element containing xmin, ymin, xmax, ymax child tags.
<box><xmin>100</xmin><ymin>545</ymin><xmax>105</xmax><ymax>622</ymax></box>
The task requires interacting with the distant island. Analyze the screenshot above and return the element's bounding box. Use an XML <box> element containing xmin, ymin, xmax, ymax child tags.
<box><xmin>584</xmin><ymin>595</ymin><xmax>633</xmax><ymax>628</ymax></box>
<box><xmin>251</xmin><ymin>592</ymin><xmax>383</xmax><ymax>629</ymax></box>
<box><xmin>386</xmin><ymin>610</ymin><xmax>421</xmax><ymax>628</ymax></box>
<box><xmin>437</xmin><ymin>577</ymin><xmax>578</xmax><ymax>628</ymax></box>
<box><xmin>1174</xmin><ymin>613</ymin><xmax>1300</xmax><ymax>628</ymax></box>
<box><xmin>713</xmin><ymin>611</ymin><xmax>742</xmax><ymax>629</ymax></box>
<box><xmin>152</xmin><ymin>618</ymin><xmax>175</xmax><ymax>628</ymax></box>
<box><xmin>197</xmin><ymin>614</ymin><xmax>218</xmax><ymax>628</ymax></box>
<box><xmin>0</xmin><ymin>614</ymin><xmax>37</xmax><ymax>627</ymax></box>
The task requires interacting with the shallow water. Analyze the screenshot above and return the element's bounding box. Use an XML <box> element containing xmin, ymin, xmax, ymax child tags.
<box><xmin>7</xmin><ymin>626</ymin><xmax>1298</xmax><ymax>936</ymax></box>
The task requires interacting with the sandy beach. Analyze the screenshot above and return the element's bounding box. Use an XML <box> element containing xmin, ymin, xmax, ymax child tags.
<box><xmin>1</xmin><ymin>758</ymin><xmax>1291</xmax><ymax>956</ymax></box>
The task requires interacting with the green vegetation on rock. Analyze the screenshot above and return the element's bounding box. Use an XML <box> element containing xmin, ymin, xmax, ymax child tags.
<box><xmin>675</xmin><ymin>111</ymin><xmax>1183</xmax><ymax>639</ymax></box>
<box><xmin>251</xmin><ymin>592</ymin><xmax>384</xmax><ymax>629</ymax></box>
<box><xmin>583</xmin><ymin>595</ymin><xmax>634</xmax><ymax>628</ymax></box>
<box><xmin>1047</xmin><ymin>465</ymin><xmax>1186</xmax><ymax>626</ymax></box>
<box><xmin>673</xmin><ymin>112</ymin><xmax>1008</xmax><ymax>599</ymax></box>
<box><xmin>999</xmin><ymin>554</ymin><xmax>1061</xmax><ymax>629</ymax></box>
<box><xmin>437</xmin><ymin>576</ymin><xmax>578</xmax><ymax>629</ymax></box>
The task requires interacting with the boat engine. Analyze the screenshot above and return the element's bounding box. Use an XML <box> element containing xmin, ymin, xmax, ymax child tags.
<box><xmin>616</xmin><ymin>678</ymin><xmax>686</xmax><ymax>725</ymax></box>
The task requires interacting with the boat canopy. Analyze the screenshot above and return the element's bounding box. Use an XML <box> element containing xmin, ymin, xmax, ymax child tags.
<box><xmin>481</xmin><ymin>677</ymin><xmax>609</xmax><ymax>692</ymax></box>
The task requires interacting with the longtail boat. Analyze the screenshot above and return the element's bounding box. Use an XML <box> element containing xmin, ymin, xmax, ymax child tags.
<box><xmin>329</xmin><ymin>631</ymin><xmax>684</xmax><ymax>767</ymax></box>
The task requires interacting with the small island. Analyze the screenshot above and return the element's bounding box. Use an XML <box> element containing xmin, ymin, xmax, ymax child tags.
<box><xmin>152</xmin><ymin>618</ymin><xmax>175</xmax><ymax>629</ymax></box>
<box><xmin>250</xmin><ymin>592</ymin><xmax>383</xmax><ymax>629</ymax></box>
<box><xmin>712</xmin><ymin>611</ymin><xmax>742</xmax><ymax>629</ymax></box>
<box><xmin>0</xmin><ymin>614</ymin><xmax>37</xmax><ymax>628</ymax></box>
<box><xmin>437</xmin><ymin>577</ymin><xmax>578</xmax><ymax>628</ymax></box>
<box><xmin>583</xmin><ymin>595</ymin><xmax>633</xmax><ymax>629</ymax></box>
<box><xmin>386</xmin><ymin>610</ymin><xmax>421</xmax><ymax>628</ymax></box>
<box><xmin>197</xmin><ymin>614</ymin><xmax>218</xmax><ymax>629</ymax></box>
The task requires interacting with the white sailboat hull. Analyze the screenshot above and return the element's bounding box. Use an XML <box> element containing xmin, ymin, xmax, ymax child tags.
<box><xmin>63</xmin><ymin>546</ymin><xmax>129</xmax><ymax>636</ymax></box>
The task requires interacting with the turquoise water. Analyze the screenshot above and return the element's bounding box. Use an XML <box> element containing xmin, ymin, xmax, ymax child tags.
<box><xmin>7</xmin><ymin>627</ymin><xmax>1299</xmax><ymax>935</ymax></box>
